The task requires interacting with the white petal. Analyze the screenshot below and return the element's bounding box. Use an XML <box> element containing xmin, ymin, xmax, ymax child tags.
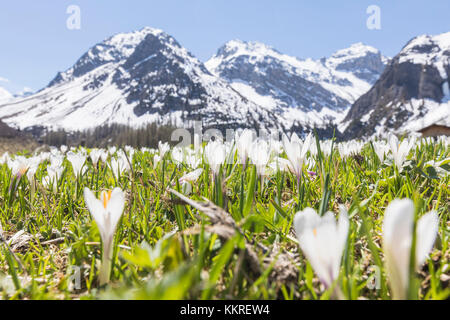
<box><xmin>293</xmin><ymin>208</ymin><xmax>320</xmax><ymax>237</ymax></box>
<box><xmin>416</xmin><ymin>211</ymin><xmax>439</xmax><ymax>267</ymax></box>
<box><xmin>389</xmin><ymin>134</ymin><xmax>398</xmax><ymax>155</ymax></box>
<box><xmin>383</xmin><ymin>199</ymin><xmax>414</xmax><ymax>245</ymax></box>
<box><xmin>107</xmin><ymin>188</ymin><xmax>126</xmax><ymax>235</ymax></box>
<box><xmin>294</xmin><ymin>208</ymin><xmax>346</xmax><ymax>288</ymax></box>
<box><xmin>382</xmin><ymin>199</ymin><xmax>414</xmax><ymax>299</ymax></box>
<box><xmin>84</xmin><ymin>187</ymin><xmax>107</xmax><ymax>240</ymax></box>
<box><xmin>337</xmin><ymin>207</ymin><xmax>350</xmax><ymax>253</ymax></box>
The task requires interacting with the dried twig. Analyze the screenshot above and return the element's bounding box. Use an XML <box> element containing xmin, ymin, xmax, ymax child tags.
<box><xmin>168</xmin><ymin>188</ymin><xmax>301</xmax><ymax>288</ymax></box>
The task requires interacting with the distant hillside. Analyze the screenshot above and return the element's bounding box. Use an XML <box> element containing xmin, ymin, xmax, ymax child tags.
<box><xmin>0</xmin><ymin>120</ymin><xmax>39</xmax><ymax>154</ymax></box>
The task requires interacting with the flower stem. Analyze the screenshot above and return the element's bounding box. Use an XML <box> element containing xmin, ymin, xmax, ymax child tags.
<box><xmin>99</xmin><ymin>240</ymin><xmax>113</xmax><ymax>286</ymax></box>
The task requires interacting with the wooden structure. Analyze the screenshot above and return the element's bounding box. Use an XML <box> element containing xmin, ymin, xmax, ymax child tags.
<box><xmin>418</xmin><ymin>123</ymin><xmax>450</xmax><ymax>137</ymax></box>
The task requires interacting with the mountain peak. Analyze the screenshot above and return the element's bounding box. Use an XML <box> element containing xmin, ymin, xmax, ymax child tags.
<box><xmin>402</xmin><ymin>31</ymin><xmax>450</xmax><ymax>52</ymax></box>
<box><xmin>221</xmin><ymin>39</ymin><xmax>278</xmax><ymax>53</ymax></box>
<box><xmin>209</xmin><ymin>39</ymin><xmax>281</xmax><ymax>64</ymax></box>
<box><xmin>399</xmin><ymin>31</ymin><xmax>450</xmax><ymax>79</ymax></box>
<box><xmin>104</xmin><ymin>27</ymin><xmax>166</xmax><ymax>52</ymax></box>
<box><xmin>49</xmin><ymin>27</ymin><xmax>170</xmax><ymax>86</ymax></box>
<box><xmin>327</xmin><ymin>42</ymin><xmax>387</xmax><ymax>66</ymax></box>
<box><xmin>343</xmin><ymin>31</ymin><xmax>450</xmax><ymax>139</ymax></box>
<box><xmin>334</xmin><ymin>42</ymin><xmax>380</xmax><ymax>56</ymax></box>
<box><xmin>324</xmin><ymin>42</ymin><xmax>389</xmax><ymax>84</ymax></box>
<box><xmin>206</xmin><ymin>39</ymin><xmax>292</xmax><ymax>74</ymax></box>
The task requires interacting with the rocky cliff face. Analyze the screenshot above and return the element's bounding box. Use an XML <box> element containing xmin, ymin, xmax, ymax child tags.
<box><xmin>342</xmin><ymin>32</ymin><xmax>450</xmax><ymax>139</ymax></box>
<box><xmin>325</xmin><ymin>42</ymin><xmax>389</xmax><ymax>84</ymax></box>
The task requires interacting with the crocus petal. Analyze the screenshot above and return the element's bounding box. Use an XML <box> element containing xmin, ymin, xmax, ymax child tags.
<box><xmin>180</xmin><ymin>168</ymin><xmax>203</xmax><ymax>183</ymax></box>
<box><xmin>106</xmin><ymin>188</ymin><xmax>126</xmax><ymax>235</ymax></box>
<box><xmin>416</xmin><ymin>211</ymin><xmax>439</xmax><ymax>267</ymax></box>
<box><xmin>294</xmin><ymin>208</ymin><xmax>348</xmax><ymax>288</ymax></box>
<box><xmin>84</xmin><ymin>187</ymin><xmax>108</xmax><ymax>240</ymax></box>
<box><xmin>301</xmin><ymin>133</ymin><xmax>312</xmax><ymax>159</ymax></box>
<box><xmin>388</xmin><ymin>134</ymin><xmax>398</xmax><ymax>155</ymax></box>
<box><xmin>293</xmin><ymin>208</ymin><xmax>321</xmax><ymax>236</ymax></box>
<box><xmin>337</xmin><ymin>207</ymin><xmax>350</xmax><ymax>257</ymax></box>
<box><xmin>383</xmin><ymin>199</ymin><xmax>414</xmax><ymax>299</ymax></box>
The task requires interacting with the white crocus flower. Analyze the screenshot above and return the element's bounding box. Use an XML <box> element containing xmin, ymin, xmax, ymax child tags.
<box><xmin>309</xmin><ymin>139</ymin><xmax>333</xmax><ymax>157</ymax></box>
<box><xmin>269</xmin><ymin>139</ymin><xmax>283</xmax><ymax>156</ymax></box>
<box><xmin>109</xmin><ymin>156</ymin><xmax>130</xmax><ymax>180</ymax></box>
<box><xmin>42</xmin><ymin>175</ymin><xmax>55</xmax><ymax>192</ymax></box>
<box><xmin>43</xmin><ymin>163</ymin><xmax>64</xmax><ymax>192</ymax></box>
<box><xmin>48</xmin><ymin>163</ymin><xmax>63</xmax><ymax>182</ymax></box>
<box><xmin>108</xmin><ymin>146</ymin><xmax>117</xmax><ymax>156</ymax></box>
<box><xmin>9</xmin><ymin>156</ymin><xmax>29</xmax><ymax>177</ymax></box>
<box><xmin>50</xmin><ymin>154</ymin><xmax>64</xmax><ymax>168</ymax></box>
<box><xmin>179</xmin><ymin>168</ymin><xmax>204</xmax><ymax>184</ymax></box>
<box><xmin>294</xmin><ymin>207</ymin><xmax>349</xmax><ymax>289</ymax></box>
<box><xmin>67</xmin><ymin>152</ymin><xmax>87</xmax><ymax>178</ymax></box>
<box><xmin>224</xmin><ymin>141</ymin><xmax>237</xmax><ymax>166</ymax></box>
<box><xmin>26</xmin><ymin>157</ymin><xmax>41</xmax><ymax>190</ymax></box>
<box><xmin>382</xmin><ymin>199</ymin><xmax>439</xmax><ymax>300</ymax></box>
<box><xmin>268</xmin><ymin>157</ymin><xmax>292</xmax><ymax>173</ymax></box>
<box><xmin>84</xmin><ymin>187</ymin><xmax>125</xmax><ymax>286</ymax></box>
<box><xmin>248</xmin><ymin>139</ymin><xmax>271</xmax><ymax>177</ymax></box>
<box><xmin>89</xmin><ymin>149</ymin><xmax>103</xmax><ymax>167</ymax></box>
<box><xmin>337</xmin><ymin>140</ymin><xmax>363</xmax><ymax>159</ymax></box>
<box><xmin>100</xmin><ymin>149</ymin><xmax>109</xmax><ymax>163</ymax></box>
<box><xmin>321</xmin><ymin>140</ymin><xmax>334</xmax><ymax>158</ymax></box>
<box><xmin>424</xmin><ymin>159</ymin><xmax>449</xmax><ymax>177</ymax></box>
<box><xmin>204</xmin><ymin>140</ymin><xmax>226</xmax><ymax>177</ymax></box>
<box><xmin>179</xmin><ymin>168</ymin><xmax>203</xmax><ymax>195</ymax></box>
<box><xmin>37</xmin><ymin>151</ymin><xmax>50</xmax><ymax>162</ymax></box>
<box><xmin>171</xmin><ymin>147</ymin><xmax>184</xmax><ymax>165</ymax></box>
<box><xmin>46</xmin><ymin>164</ymin><xmax>62</xmax><ymax>182</ymax></box>
<box><xmin>158</xmin><ymin>141</ymin><xmax>170</xmax><ymax>159</ymax></box>
<box><xmin>388</xmin><ymin>134</ymin><xmax>414</xmax><ymax>171</ymax></box>
<box><xmin>0</xmin><ymin>152</ymin><xmax>10</xmax><ymax>165</ymax></box>
<box><xmin>153</xmin><ymin>154</ymin><xmax>161</xmax><ymax>168</ymax></box>
<box><xmin>372</xmin><ymin>140</ymin><xmax>389</xmax><ymax>162</ymax></box>
<box><xmin>236</xmin><ymin>129</ymin><xmax>254</xmax><ymax>168</ymax></box>
<box><xmin>282</xmin><ymin>133</ymin><xmax>312</xmax><ymax>182</ymax></box>
<box><xmin>185</xmin><ymin>151</ymin><xmax>202</xmax><ymax>169</ymax></box>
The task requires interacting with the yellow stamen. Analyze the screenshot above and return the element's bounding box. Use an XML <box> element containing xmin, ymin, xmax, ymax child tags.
<box><xmin>101</xmin><ymin>190</ymin><xmax>113</xmax><ymax>209</ymax></box>
<box><xmin>19</xmin><ymin>166</ymin><xmax>28</xmax><ymax>176</ymax></box>
<box><xmin>313</xmin><ymin>228</ymin><xmax>317</xmax><ymax>237</ymax></box>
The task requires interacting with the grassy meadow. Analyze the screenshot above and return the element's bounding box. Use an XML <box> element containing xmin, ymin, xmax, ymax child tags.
<box><xmin>0</xmin><ymin>132</ymin><xmax>448</xmax><ymax>300</ymax></box>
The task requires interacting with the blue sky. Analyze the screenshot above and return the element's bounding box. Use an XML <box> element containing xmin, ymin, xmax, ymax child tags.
<box><xmin>0</xmin><ymin>0</ymin><xmax>449</xmax><ymax>93</ymax></box>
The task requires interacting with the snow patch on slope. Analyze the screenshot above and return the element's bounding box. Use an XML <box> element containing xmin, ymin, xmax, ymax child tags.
<box><xmin>0</xmin><ymin>87</ymin><xmax>12</xmax><ymax>104</ymax></box>
<box><xmin>399</xmin><ymin>99</ymin><xmax>450</xmax><ymax>133</ymax></box>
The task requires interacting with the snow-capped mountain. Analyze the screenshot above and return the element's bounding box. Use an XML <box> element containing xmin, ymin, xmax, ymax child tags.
<box><xmin>0</xmin><ymin>27</ymin><xmax>389</xmax><ymax>136</ymax></box>
<box><xmin>0</xmin><ymin>86</ymin><xmax>12</xmax><ymax>103</ymax></box>
<box><xmin>0</xmin><ymin>27</ymin><xmax>282</xmax><ymax>134</ymax></box>
<box><xmin>343</xmin><ymin>32</ymin><xmax>450</xmax><ymax>139</ymax></box>
<box><xmin>206</xmin><ymin>40</ymin><xmax>389</xmax><ymax>129</ymax></box>
<box><xmin>13</xmin><ymin>87</ymin><xmax>34</xmax><ymax>99</ymax></box>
